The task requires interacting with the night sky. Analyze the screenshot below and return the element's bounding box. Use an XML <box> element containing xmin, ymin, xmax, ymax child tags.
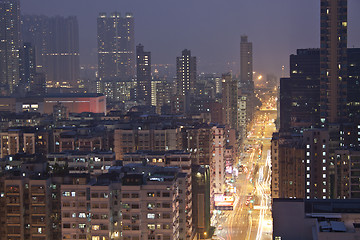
<box><xmin>21</xmin><ymin>0</ymin><xmax>360</xmax><ymax>77</ymax></box>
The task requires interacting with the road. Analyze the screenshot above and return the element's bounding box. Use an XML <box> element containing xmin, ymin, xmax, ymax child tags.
<box><xmin>215</xmin><ymin>92</ymin><xmax>277</xmax><ymax>240</ymax></box>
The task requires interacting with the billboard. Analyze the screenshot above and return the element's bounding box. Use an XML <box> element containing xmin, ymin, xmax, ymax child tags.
<box><xmin>214</xmin><ymin>194</ymin><xmax>234</xmax><ymax>210</ymax></box>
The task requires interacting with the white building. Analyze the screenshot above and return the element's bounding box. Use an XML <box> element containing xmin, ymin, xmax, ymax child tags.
<box><xmin>210</xmin><ymin>126</ymin><xmax>225</xmax><ymax>205</ymax></box>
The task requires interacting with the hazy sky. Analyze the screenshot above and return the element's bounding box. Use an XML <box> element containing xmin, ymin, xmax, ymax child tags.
<box><xmin>20</xmin><ymin>0</ymin><xmax>360</xmax><ymax>77</ymax></box>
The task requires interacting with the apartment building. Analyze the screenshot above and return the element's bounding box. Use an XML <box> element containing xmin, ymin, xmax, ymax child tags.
<box><xmin>1</xmin><ymin>174</ymin><xmax>52</xmax><ymax>239</ymax></box>
<box><xmin>47</xmin><ymin>150</ymin><xmax>116</xmax><ymax>176</ymax></box>
<box><xmin>59</xmin><ymin>164</ymin><xmax>189</xmax><ymax>240</ymax></box>
<box><xmin>53</xmin><ymin>128</ymin><xmax>105</xmax><ymax>153</ymax></box>
<box><xmin>114</xmin><ymin>128</ymin><xmax>177</xmax><ymax>160</ymax></box>
<box><xmin>271</xmin><ymin>132</ymin><xmax>306</xmax><ymax>199</ymax></box>
<box><xmin>177</xmin><ymin>126</ymin><xmax>212</xmax><ymax>165</ymax></box>
<box><xmin>122</xmin><ymin>150</ymin><xmax>193</xmax><ymax>239</ymax></box>
<box><xmin>0</xmin><ymin>128</ymin><xmax>51</xmax><ymax>158</ymax></box>
<box><xmin>61</xmin><ymin>182</ymin><xmax>111</xmax><ymax>240</ymax></box>
<box><xmin>211</xmin><ymin>126</ymin><xmax>225</xmax><ymax>201</ymax></box>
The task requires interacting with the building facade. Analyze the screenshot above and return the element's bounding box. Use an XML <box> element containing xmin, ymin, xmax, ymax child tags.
<box><xmin>22</xmin><ymin>15</ymin><xmax>80</xmax><ymax>87</ymax></box>
<box><xmin>175</xmin><ymin>49</ymin><xmax>196</xmax><ymax>114</ymax></box>
<box><xmin>320</xmin><ymin>0</ymin><xmax>348</xmax><ymax>125</ymax></box>
<box><xmin>240</xmin><ymin>35</ymin><xmax>253</xmax><ymax>91</ymax></box>
<box><xmin>136</xmin><ymin>44</ymin><xmax>151</xmax><ymax>105</ymax></box>
<box><xmin>0</xmin><ymin>0</ymin><xmax>20</xmax><ymax>95</ymax></box>
<box><xmin>97</xmin><ymin>12</ymin><xmax>135</xmax><ymax>82</ymax></box>
<box><xmin>221</xmin><ymin>73</ymin><xmax>238</xmax><ymax>130</ymax></box>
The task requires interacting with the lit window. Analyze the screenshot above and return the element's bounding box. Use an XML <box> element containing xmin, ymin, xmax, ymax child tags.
<box><xmin>323</xmin><ymin>174</ymin><xmax>326</xmax><ymax>178</ymax></box>
<box><xmin>63</xmin><ymin>192</ymin><xmax>70</xmax><ymax>197</ymax></box>
<box><xmin>147</xmin><ymin>224</ymin><xmax>155</xmax><ymax>230</ymax></box>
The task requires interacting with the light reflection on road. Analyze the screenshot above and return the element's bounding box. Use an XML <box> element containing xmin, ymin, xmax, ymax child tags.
<box><xmin>214</xmin><ymin>92</ymin><xmax>276</xmax><ymax>240</ymax></box>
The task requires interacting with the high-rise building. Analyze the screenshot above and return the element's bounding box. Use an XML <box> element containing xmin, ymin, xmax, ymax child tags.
<box><xmin>22</xmin><ymin>15</ymin><xmax>80</xmax><ymax>88</ymax></box>
<box><xmin>19</xmin><ymin>42</ymin><xmax>36</xmax><ymax>93</ymax></box>
<box><xmin>237</xmin><ymin>92</ymin><xmax>247</xmax><ymax>137</ymax></box>
<box><xmin>281</xmin><ymin>47</ymin><xmax>360</xmax><ymax>132</ymax></box>
<box><xmin>221</xmin><ymin>73</ymin><xmax>238</xmax><ymax>130</ymax></box>
<box><xmin>211</xmin><ymin>126</ymin><xmax>225</xmax><ymax>199</ymax></box>
<box><xmin>240</xmin><ymin>35</ymin><xmax>253</xmax><ymax>91</ymax></box>
<box><xmin>320</xmin><ymin>0</ymin><xmax>347</xmax><ymax>125</ymax></box>
<box><xmin>347</xmin><ymin>48</ymin><xmax>360</xmax><ymax>121</ymax></box>
<box><xmin>280</xmin><ymin>49</ymin><xmax>321</xmax><ymax>132</ymax></box>
<box><xmin>136</xmin><ymin>44</ymin><xmax>151</xmax><ymax>105</ymax></box>
<box><xmin>0</xmin><ymin>0</ymin><xmax>20</xmax><ymax>95</ymax></box>
<box><xmin>97</xmin><ymin>12</ymin><xmax>135</xmax><ymax>82</ymax></box>
<box><xmin>151</xmin><ymin>79</ymin><xmax>172</xmax><ymax>114</ymax></box>
<box><xmin>176</xmin><ymin>49</ymin><xmax>196</xmax><ymax>97</ymax></box>
<box><xmin>174</xmin><ymin>49</ymin><xmax>196</xmax><ymax>114</ymax></box>
<box><xmin>271</xmin><ymin>132</ymin><xmax>306</xmax><ymax>199</ymax></box>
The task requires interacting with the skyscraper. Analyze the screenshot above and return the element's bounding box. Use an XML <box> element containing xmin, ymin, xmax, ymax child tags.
<box><xmin>0</xmin><ymin>0</ymin><xmax>20</xmax><ymax>95</ymax></box>
<box><xmin>176</xmin><ymin>49</ymin><xmax>196</xmax><ymax>97</ymax></box>
<box><xmin>240</xmin><ymin>35</ymin><xmax>253</xmax><ymax>91</ymax></box>
<box><xmin>347</xmin><ymin>48</ymin><xmax>360</xmax><ymax>121</ymax></box>
<box><xmin>222</xmin><ymin>73</ymin><xmax>238</xmax><ymax>130</ymax></box>
<box><xmin>22</xmin><ymin>15</ymin><xmax>80</xmax><ymax>88</ymax></box>
<box><xmin>136</xmin><ymin>44</ymin><xmax>151</xmax><ymax>105</ymax></box>
<box><xmin>97</xmin><ymin>12</ymin><xmax>135</xmax><ymax>82</ymax></box>
<box><xmin>173</xmin><ymin>49</ymin><xmax>196</xmax><ymax>114</ymax></box>
<box><xmin>280</xmin><ymin>49</ymin><xmax>321</xmax><ymax>132</ymax></box>
<box><xmin>19</xmin><ymin>42</ymin><xmax>36</xmax><ymax>93</ymax></box>
<box><xmin>320</xmin><ymin>0</ymin><xmax>347</xmax><ymax>125</ymax></box>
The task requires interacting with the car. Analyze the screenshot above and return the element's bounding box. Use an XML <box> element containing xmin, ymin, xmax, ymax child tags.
<box><xmin>218</xmin><ymin>225</ymin><xmax>223</xmax><ymax>230</ymax></box>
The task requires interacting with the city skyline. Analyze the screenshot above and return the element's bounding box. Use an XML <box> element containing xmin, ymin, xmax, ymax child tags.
<box><xmin>20</xmin><ymin>0</ymin><xmax>360</xmax><ymax>77</ymax></box>
<box><xmin>0</xmin><ymin>0</ymin><xmax>360</xmax><ymax>239</ymax></box>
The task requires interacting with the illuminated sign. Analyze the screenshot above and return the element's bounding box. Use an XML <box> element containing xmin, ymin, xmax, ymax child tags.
<box><xmin>214</xmin><ymin>194</ymin><xmax>234</xmax><ymax>210</ymax></box>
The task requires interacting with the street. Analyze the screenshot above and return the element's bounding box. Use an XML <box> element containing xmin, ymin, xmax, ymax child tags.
<box><xmin>214</xmin><ymin>91</ymin><xmax>277</xmax><ymax>240</ymax></box>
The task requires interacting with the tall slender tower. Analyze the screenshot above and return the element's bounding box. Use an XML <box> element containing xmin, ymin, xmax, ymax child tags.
<box><xmin>222</xmin><ymin>73</ymin><xmax>238</xmax><ymax>130</ymax></box>
<box><xmin>176</xmin><ymin>49</ymin><xmax>197</xmax><ymax>96</ymax></box>
<box><xmin>240</xmin><ymin>35</ymin><xmax>253</xmax><ymax>92</ymax></box>
<box><xmin>136</xmin><ymin>44</ymin><xmax>151</xmax><ymax>105</ymax></box>
<box><xmin>97</xmin><ymin>12</ymin><xmax>135</xmax><ymax>81</ymax></box>
<box><xmin>320</xmin><ymin>0</ymin><xmax>347</xmax><ymax>125</ymax></box>
<box><xmin>19</xmin><ymin>42</ymin><xmax>36</xmax><ymax>93</ymax></box>
<box><xmin>0</xmin><ymin>0</ymin><xmax>20</xmax><ymax>95</ymax></box>
<box><xmin>173</xmin><ymin>49</ymin><xmax>196</xmax><ymax>114</ymax></box>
